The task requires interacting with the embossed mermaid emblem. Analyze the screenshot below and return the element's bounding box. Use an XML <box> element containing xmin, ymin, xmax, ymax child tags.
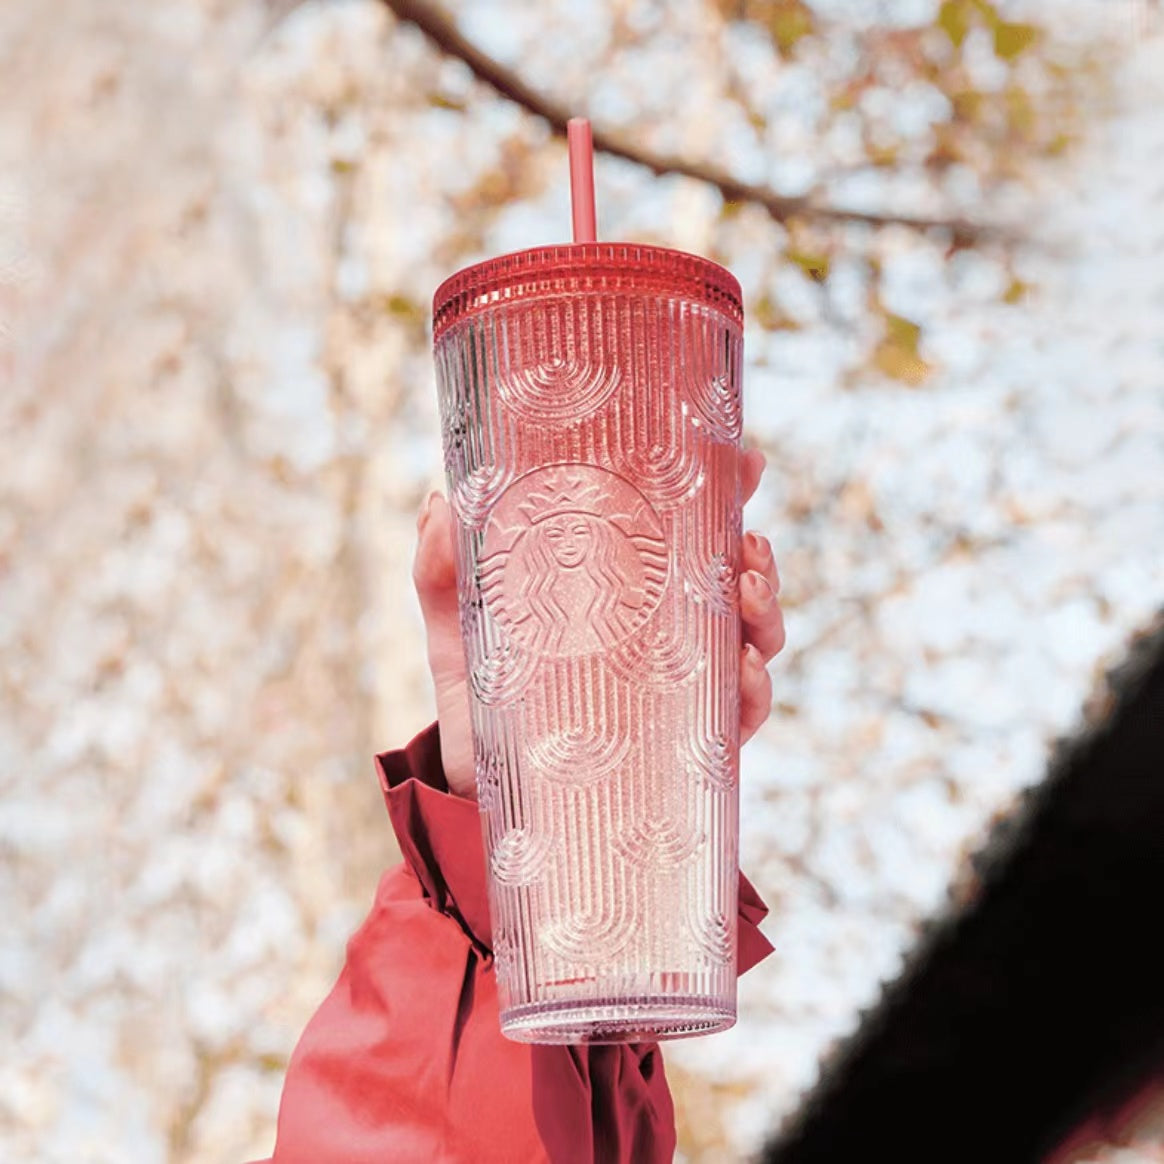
<box><xmin>479</xmin><ymin>465</ymin><xmax>669</xmax><ymax>660</ymax></box>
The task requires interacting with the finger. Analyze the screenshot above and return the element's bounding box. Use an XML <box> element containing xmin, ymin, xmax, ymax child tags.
<box><xmin>740</xmin><ymin>568</ymin><xmax>786</xmax><ymax>662</ymax></box>
<box><xmin>741</xmin><ymin>447</ymin><xmax>766</xmax><ymax>506</ymax></box>
<box><xmin>740</xmin><ymin>643</ymin><xmax>773</xmax><ymax>745</ymax></box>
<box><xmin>412</xmin><ymin>492</ymin><xmax>467</xmax><ymax>689</ymax></box>
<box><xmin>741</xmin><ymin>530</ymin><xmax>780</xmax><ymax>596</ymax></box>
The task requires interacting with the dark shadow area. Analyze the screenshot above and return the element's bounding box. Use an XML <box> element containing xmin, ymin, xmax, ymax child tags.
<box><xmin>762</xmin><ymin>611</ymin><xmax>1164</xmax><ymax>1164</ymax></box>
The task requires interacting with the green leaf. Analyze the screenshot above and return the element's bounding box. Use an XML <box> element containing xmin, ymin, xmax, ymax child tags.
<box><xmin>712</xmin><ymin>0</ymin><xmax>814</xmax><ymax>56</ymax></box>
<box><xmin>971</xmin><ymin>0</ymin><xmax>1002</xmax><ymax>28</ymax></box>
<box><xmin>994</xmin><ymin>21</ymin><xmax>1039</xmax><ymax>60</ymax></box>
<box><xmin>938</xmin><ymin>0</ymin><xmax>973</xmax><ymax>47</ymax></box>
<box><xmin>754</xmin><ymin>293</ymin><xmax>803</xmax><ymax>331</ymax></box>
<box><xmin>873</xmin><ymin>313</ymin><xmax>932</xmax><ymax>385</ymax></box>
<box><xmin>379</xmin><ymin>294</ymin><xmax>426</xmax><ymax>325</ymax></box>
<box><xmin>886</xmin><ymin>313</ymin><xmax>922</xmax><ymax>351</ymax></box>
<box><xmin>428</xmin><ymin>93</ymin><xmax>467</xmax><ymax>113</ymax></box>
<box><xmin>1002</xmin><ymin>277</ymin><xmax>1032</xmax><ymax>304</ymax></box>
<box><xmin>768</xmin><ymin>0</ymin><xmax>814</xmax><ymax>56</ymax></box>
<box><xmin>951</xmin><ymin>87</ymin><xmax>985</xmax><ymax>124</ymax></box>
<box><xmin>1006</xmin><ymin>84</ymin><xmax>1037</xmax><ymax>136</ymax></box>
<box><xmin>786</xmin><ymin>248</ymin><xmax>831</xmax><ymax>282</ymax></box>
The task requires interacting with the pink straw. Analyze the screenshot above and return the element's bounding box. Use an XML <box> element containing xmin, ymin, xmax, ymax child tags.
<box><xmin>567</xmin><ymin>118</ymin><xmax>597</xmax><ymax>243</ymax></box>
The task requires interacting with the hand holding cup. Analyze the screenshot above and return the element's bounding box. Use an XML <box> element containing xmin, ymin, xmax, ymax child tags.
<box><xmin>413</xmin><ymin>446</ymin><xmax>786</xmax><ymax>800</ymax></box>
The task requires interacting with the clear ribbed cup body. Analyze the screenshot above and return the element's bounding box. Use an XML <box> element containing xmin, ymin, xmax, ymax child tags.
<box><xmin>432</xmin><ymin>244</ymin><xmax>744</xmax><ymax>1044</ymax></box>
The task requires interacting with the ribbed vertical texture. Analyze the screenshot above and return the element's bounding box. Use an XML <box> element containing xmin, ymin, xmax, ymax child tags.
<box><xmin>435</xmin><ymin>279</ymin><xmax>744</xmax><ymax>1044</ymax></box>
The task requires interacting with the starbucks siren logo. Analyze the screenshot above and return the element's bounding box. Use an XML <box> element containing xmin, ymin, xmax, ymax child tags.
<box><xmin>478</xmin><ymin>464</ymin><xmax>670</xmax><ymax>659</ymax></box>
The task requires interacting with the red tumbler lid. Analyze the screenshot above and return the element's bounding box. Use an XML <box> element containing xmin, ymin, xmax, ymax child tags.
<box><xmin>432</xmin><ymin>243</ymin><xmax>743</xmax><ymax>343</ymax></box>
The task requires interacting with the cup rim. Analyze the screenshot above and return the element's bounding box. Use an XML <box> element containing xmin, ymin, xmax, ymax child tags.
<box><xmin>432</xmin><ymin>241</ymin><xmax>743</xmax><ymax>342</ymax></box>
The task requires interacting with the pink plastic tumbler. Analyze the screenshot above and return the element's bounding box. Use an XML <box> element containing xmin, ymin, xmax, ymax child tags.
<box><xmin>431</xmin><ymin>127</ymin><xmax>744</xmax><ymax>1044</ymax></box>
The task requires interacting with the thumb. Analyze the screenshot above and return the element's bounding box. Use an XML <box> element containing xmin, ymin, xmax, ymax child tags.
<box><xmin>412</xmin><ymin>491</ymin><xmax>467</xmax><ymax>692</ymax></box>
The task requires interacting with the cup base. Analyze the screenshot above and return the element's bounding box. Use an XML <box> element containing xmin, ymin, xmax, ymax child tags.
<box><xmin>500</xmin><ymin>995</ymin><xmax>736</xmax><ymax>1045</ymax></box>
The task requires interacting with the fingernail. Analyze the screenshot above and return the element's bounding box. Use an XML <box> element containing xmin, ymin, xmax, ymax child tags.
<box><xmin>744</xmin><ymin>642</ymin><xmax>764</xmax><ymax>670</ymax></box>
<box><xmin>744</xmin><ymin>570</ymin><xmax>774</xmax><ymax>606</ymax></box>
<box><xmin>746</xmin><ymin>531</ymin><xmax>772</xmax><ymax>563</ymax></box>
<box><xmin>417</xmin><ymin>490</ymin><xmax>440</xmax><ymax>531</ymax></box>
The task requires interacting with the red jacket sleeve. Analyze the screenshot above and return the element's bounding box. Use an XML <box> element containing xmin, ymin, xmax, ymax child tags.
<box><xmin>260</xmin><ymin>722</ymin><xmax>774</xmax><ymax>1164</ymax></box>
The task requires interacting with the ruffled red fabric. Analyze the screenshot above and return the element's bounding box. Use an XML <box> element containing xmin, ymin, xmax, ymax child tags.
<box><xmin>260</xmin><ymin>722</ymin><xmax>773</xmax><ymax>1163</ymax></box>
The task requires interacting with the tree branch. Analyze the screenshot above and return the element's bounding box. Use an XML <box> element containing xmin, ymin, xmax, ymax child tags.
<box><xmin>381</xmin><ymin>0</ymin><xmax>991</xmax><ymax>242</ymax></box>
